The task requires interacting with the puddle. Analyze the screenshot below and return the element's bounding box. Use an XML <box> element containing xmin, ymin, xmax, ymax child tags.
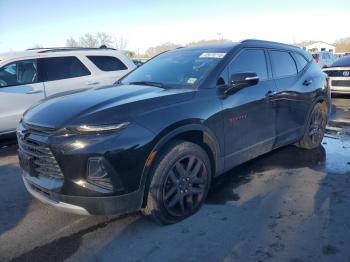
<box><xmin>207</xmin><ymin>126</ymin><xmax>350</xmax><ymax>205</ymax></box>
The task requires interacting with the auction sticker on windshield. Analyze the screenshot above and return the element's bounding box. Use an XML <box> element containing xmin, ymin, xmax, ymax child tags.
<box><xmin>199</xmin><ymin>53</ymin><xmax>226</xmax><ymax>59</ymax></box>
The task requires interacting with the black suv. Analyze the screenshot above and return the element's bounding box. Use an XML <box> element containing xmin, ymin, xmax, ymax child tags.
<box><xmin>18</xmin><ymin>40</ymin><xmax>330</xmax><ymax>224</ymax></box>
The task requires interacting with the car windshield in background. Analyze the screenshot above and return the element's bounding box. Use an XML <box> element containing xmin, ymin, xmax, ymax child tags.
<box><xmin>121</xmin><ymin>50</ymin><xmax>226</xmax><ymax>88</ymax></box>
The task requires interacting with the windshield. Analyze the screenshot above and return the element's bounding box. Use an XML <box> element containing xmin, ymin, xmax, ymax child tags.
<box><xmin>121</xmin><ymin>50</ymin><xmax>226</xmax><ymax>88</ymax></box>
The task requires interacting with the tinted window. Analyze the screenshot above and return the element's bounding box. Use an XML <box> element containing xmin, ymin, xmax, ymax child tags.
<box><xmin>87</xmin><ymin>56</ymin><xmax>127</xmax><ymax>71</ymax></box>
<box><xmin>40</xmin><ymin>56</ymin><xmax>90</xmax><ymax>81</ymax></box>
<box><xmin>292</xmin><ymin>53</ymin><xmax>309</xmax><ymax>72</ymax></box>
<box><xmin>229</xmin><ymin>49</ymin><xmax>268</xmax><ymax>80</ymax></box>
<box><xmin>0</xmin><ymin>59</ymin><xmax>38</xmax><ymax>88</ymax></box>
<box><xmin>122</xmin><ymin>50</ymin><xmax>225</xmax><ymax>88</ymax></box>
<box><xmin>270</xmin><ymin>51</ymin><xmax>297</xmax><ymax>78</ymax></box>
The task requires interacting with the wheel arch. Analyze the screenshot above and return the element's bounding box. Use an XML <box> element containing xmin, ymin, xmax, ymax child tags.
<box><xmin>139</xmin><ymin>123</ymin><xmax>223</xmax><ymax>208</ymax></box>
<box><xmin>301</xmin><ymin>95</ymin><xmax>330</xmax><ymax>136</ymax></box>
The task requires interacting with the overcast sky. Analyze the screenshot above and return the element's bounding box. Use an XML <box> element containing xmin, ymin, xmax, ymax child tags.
<box><xmin>1</xmin><ymin>0</ymin><xmax>349</xmax><ymax>53</ymax></box>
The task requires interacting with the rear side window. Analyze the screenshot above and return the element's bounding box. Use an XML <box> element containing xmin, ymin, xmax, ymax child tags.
<box><xmin>40</xmin><ymin>56</ymin><xmax>90</xmax><ymax>81</ymax></box>
<box><xmin>87</xmin><ymin>56</ymin><xmax>128</xmax><ymax>71</ymax></box>
<box><xmin>229</xmin><ymin>49</ymin><xmax>268</xmax><ymax>80</ymax></box>
<box><xmin>0</xmin><ymin>59</ymin><xmax>38</xmax><ymax>88</ymax></box>
<box><xmin>270</xmin><ymin>51</ymin><xmax>297</xmax><ymax>78</ymax></box>
<box><xmin>292</xmin><ymin>53</ymin><xmax>309</xmax><ymax>72</ymax></box>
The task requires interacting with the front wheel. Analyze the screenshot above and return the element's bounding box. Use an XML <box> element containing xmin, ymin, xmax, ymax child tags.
<box><xmin>143</xmin><ymin>140</ymin><xmax>212</xmax><ymax>225</ymax></box>
<box><xmin>296</xmin><ymin>103</ymin><xmax>328</xmax><ymax>149</ymax></box>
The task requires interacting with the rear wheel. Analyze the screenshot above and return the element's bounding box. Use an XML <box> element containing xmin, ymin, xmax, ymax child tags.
<box><xmin>296</xmin><ymin>103</ymin><xmax>328</xmax><ymax>149</ymax></box>
<box><xmin>143</xmin><ymin>140</ymin><xmax>211</xmax><ymax>225</ymax></box>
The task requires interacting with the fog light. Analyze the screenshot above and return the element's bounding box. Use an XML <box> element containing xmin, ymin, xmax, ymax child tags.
<box><xmin>87</xmin><ymin>157</ymin><xmax>114</xmax><ymax>191</ymax></box>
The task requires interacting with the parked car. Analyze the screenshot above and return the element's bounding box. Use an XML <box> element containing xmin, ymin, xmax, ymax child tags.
<box><xmin>18</xmin><ymin>40</ymin><xmax>330</xmax><ymax>224</ymax></box>
<box><xmin>132</xmin><ymin>59</ymin><xmax>144</xmax><ymax>67</ymax></box>
<box><xmin>323</xmin><ymin>56</ymin><xmax>350</xmax><ymax>94</ymax></box>
<box><xmin>311</xmin><ymin>51</ymin><xmax>336</xmax><ymax>68</ymax></box>
<box><xmin>0</xmin><ymin>47</ymin><xmax>136</xmax><ymax>137</ymax></box>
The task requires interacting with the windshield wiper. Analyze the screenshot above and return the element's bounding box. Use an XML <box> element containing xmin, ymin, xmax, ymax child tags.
<box><xmin>127</xmin><ymin>81</ymin><xmax>164</xmax><ymax>88</ymax></box>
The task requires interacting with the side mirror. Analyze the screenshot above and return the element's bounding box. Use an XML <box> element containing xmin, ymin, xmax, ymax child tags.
<box><xmin>225</xmin><ymin>72</ymin><xmax>259</xmax><ymax>95</ymax></box>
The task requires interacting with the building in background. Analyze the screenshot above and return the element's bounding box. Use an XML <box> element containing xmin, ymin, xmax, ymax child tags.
<box><xmin>305</xmin><ymin>42</ymin><xmax>335</xmax><ymax>53</ymax></box>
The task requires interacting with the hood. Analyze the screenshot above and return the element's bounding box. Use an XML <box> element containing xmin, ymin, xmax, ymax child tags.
<box><xmin>23</xmin><ymin>85</ymin><xmax>195</xmax><ymax>129</ymax></box>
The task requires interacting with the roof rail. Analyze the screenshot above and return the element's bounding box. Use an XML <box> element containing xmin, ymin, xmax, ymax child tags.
<box><xmin>240</xmin><ymin>39</ymin><xmax>298</xmax><ymax>48</ymax></box>
<box><xmin>27</xmin><ymin>46</ymin><xmax>117</xmax><ymax>53</ymax></box>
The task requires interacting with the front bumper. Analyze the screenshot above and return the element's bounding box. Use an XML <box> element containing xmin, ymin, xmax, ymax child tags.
<box><xmin>23</xmin><ymin>173</ymin><xmax>144</xmax><ymax>215</ymax></box>
<box><xmin>328</xmin><ymin>76</ymin><xmax>350</xmax><ymax>94</ymax></box>
<box><xmin>17</xmin><ymin>121</ymin><xmax>156</xmax><ymax>215</ymax></box>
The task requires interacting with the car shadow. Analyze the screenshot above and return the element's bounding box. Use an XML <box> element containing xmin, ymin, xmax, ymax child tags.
<box><xmin>207</xmin><ymin>145</ymin><xmax>326</xmax><ymax>205</ymax></box>
<box><xmin>0</xmin><ymin>145</ymin><xmax>31</xmax><ymax>236</ymax></box>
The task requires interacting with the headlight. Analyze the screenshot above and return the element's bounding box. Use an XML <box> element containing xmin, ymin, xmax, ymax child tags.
<box><xmin>69</xmin><ymin>122</ymin><xmax>130</xmax><ymax>134</ymax></box>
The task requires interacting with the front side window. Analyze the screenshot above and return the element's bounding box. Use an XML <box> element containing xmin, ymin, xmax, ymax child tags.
<box><xmin>229</xmin><ymin>49</ymin><xmax>268</xmax><ymax>80</ymax></box>
<box><xmin>270</xmin><ymin>51</ymin><xmax>297</xmax><ymax>78</ymax></box>
<box><xmin>121</xmin><ymin>49</ymin><xmax>225</xmax><ymax>88</ymax></box>
<box><xmin>0</xmin><ymin>59</ymin><xmax>38</xmax><ymax>88</ymax></box>
<box><xmin>40</xmin><ymin>56</ymin><xmax>90</xmax><ymax>81</ymax></box>
<box><xmin>87</xmin><ymin>56</ymin><xmax>128</xmax><ymax>71</ymax></box>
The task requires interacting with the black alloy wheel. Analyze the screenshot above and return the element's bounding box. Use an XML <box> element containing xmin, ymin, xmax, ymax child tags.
<box><xmin>162</xmin><ymin>155</ymin><xmax>208</xmax><ymax>217</ymax></box>
<box><xmin>143</xmin><ymin>140</ymin><xmax>211</xmax><ymax>225</ymax></box>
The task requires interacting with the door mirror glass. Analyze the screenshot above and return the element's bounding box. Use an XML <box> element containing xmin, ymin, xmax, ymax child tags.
<box><xmin>225</xmin><ymin>72</ymin><xmax>259</xmax><ymax>94</ymax></box>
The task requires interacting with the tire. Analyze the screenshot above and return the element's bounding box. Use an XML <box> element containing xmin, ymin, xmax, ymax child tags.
<box><xmin>296</xmin><ymin>103</ymin><xmax>328</xmax><ymax>149</ymax></box>
<box><xmin>142</xmin><ymin>140</ymin><xmax>212</xmax><ymax>225</ymax></box>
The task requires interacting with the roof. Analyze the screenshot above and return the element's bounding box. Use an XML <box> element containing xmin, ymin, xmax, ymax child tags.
<box><xmin>306</xmin><ymin>41</ymin><xmax>335</xmax><ymax>48</ymax></box>
<box><xmin>0</xmin><ymin>47</ymin><xmax>122</xmax><ymax>62</ymax></box>
<box><xmin>170</xmin><ymin>39</ymin><xmax>301</xmax><ymax>53</ymax></box>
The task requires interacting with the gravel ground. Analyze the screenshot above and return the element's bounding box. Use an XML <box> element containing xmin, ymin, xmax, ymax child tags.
<box><xmin>0</xmin><ymin>97</ymin><xmax>349</xmax><ymax>262</ymax></box>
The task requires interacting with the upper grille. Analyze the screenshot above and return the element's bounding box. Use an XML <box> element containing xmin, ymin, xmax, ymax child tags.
<box><xmin>17</xmin><ymin>135</ymin><xmax>63</xmax><ymax>180</ymax></box>
<box><xmin>325</xmin><ymin>70</ymin><xmax>350</xmax><ymax>77</ymax></box>
<box><xmin>331</xmin><ymin>80</ymin><xmax>350</xmax><ymax>87</ymax></box>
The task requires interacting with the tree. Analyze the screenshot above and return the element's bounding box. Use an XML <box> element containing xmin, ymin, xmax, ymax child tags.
<box><xmin>334</xmin><ymin>37</ymin><xmax>350</xmax><ymax>53</ymax></box>
<box><xmin>97</xmin><ymin>32</ymin><xmax>112</xmax><ymax>47</ymax></box>
<box><xmin>127</xmin><ymin>51</ymin><xmax>136</xmax><ymax>58</ymax></box>
<box><xmin>78</xmin><ymin>33</ymin><xmax>99</xmax><ymax>48</ymax></box>
<box><xmin>145</xmin><ymin>42</ymin><xmax>181</xmax><ymax>58</ymax></box>
<box><xmin>113</xmin><ymin>36</ymin><xmax>128</xmax><ymax>50</ymax></box>
<box><xmin>66</xmin><ymin>37</ymin><xmax>79</xmax><ymax>47</ymax></box>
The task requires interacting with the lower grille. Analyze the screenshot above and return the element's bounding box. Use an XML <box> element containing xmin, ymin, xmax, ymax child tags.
<box><xmin>18</xmin><ymin>135</ymin><xmax>63</xmax><ymax>180</ymax></box>
<box><xmin>331</xmin><ymin>80</ymin><xmax>350</xmax><ymax>87</ymax></box>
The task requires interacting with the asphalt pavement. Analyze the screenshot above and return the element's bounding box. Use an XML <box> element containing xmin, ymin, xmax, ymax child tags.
<box><xmin>0</xmin><ymin>96</ymin><xmax>349</xmax><ymax>262</ymax></box>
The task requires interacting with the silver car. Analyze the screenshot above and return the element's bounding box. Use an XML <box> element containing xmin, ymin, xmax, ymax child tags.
<box><xmin>323</xmin><ymin>56</ymin><xmax>350</xmax><ymax>95</ymax></box>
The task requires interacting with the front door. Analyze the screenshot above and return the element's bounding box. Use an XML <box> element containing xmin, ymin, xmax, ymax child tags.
<box><xmin>39</xmin><ymin>56</ymin><xmax>94</xmax><ymax>97</ymax></box>
<box><xmin>0</xmin><ymin>59</ymin><xmax>45</xmax><ymax>133</ymax></box>
<box><xmin>222</xmin><ymin>49</ymin><xmax>277</xmax><ymax>170</ymax></box>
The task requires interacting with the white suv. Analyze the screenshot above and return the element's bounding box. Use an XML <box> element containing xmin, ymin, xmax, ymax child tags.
<box><xmin>0</xmin><ymin>47</ymin><xmax>136</xmax><ymax>136</ymax></box>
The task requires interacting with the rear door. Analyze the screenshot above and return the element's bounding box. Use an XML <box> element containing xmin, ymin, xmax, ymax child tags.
<box><xmin>84</xmin><ymin>55</ymin><xmax>133</xmax><ymax>85</ymax></box>
<box><xmin>269</xmin><ymin>50</ymin><xmax>310</xmax><ymax>146</ymax></box>
<box><xmin>0</xmin><ymin>59</ymin><xmax>45</xmax><ymax>133</ymax></box>
<box><xmin>39</xmin><ymin>56</ymin><xmax>93</xmax><ymax>97</ymax></box>
<box><xmin>223</xmin><ymin>48</ymin><xmax>277</xmax><ymax>169</ymax></box>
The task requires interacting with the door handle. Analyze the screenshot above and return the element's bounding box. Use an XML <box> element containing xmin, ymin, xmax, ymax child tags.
<box><xmin>26</xmin><ymin>90</ymin><xmax>43</xmax><ymax>94</ymax></box>
<box><xmin>303</xmin><ymin>80</ymin><xmax>313</xmax><ymax>86</ymax></box>
<box><xmin>265</xmin><ymin>90</ymin><xmax>277</xmax><ymax>97</ymax></box>
<box><xmin>87</xmin><ymin>81</ymin><xmax>100</xmax><ymax>86</ymax></box>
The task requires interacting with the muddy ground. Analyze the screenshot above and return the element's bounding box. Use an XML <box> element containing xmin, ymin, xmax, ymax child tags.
<box><xmin>0</xmin><ymin>96</ymin><xmax>349</xmax><ymax>262</ymax></box>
